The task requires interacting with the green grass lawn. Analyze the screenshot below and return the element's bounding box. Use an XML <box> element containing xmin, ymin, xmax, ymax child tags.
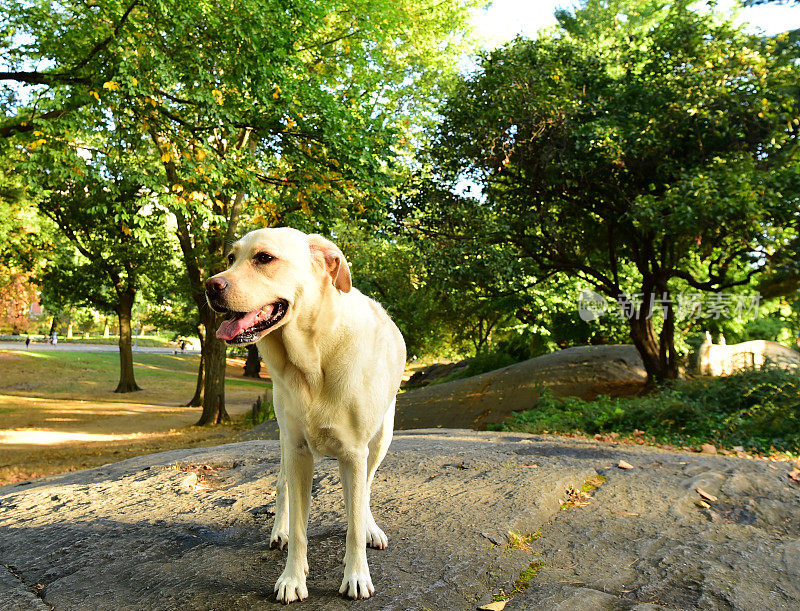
<box><xmin>0</xmin><ymin>349</ymin><xmax>270</xmax><ymax>485</ymax></box>
<box><xmin>1</xmin><ymin>350</ymin><xmax>269</xmax><ymax>401</ymax></box>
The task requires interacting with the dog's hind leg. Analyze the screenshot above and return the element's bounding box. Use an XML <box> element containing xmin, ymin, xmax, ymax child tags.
<box><xmin>364</xmin><ymin>397</ymin><xmax>395</xmax><ymax>549</ymax></box>
<box><xmin>270</xmin><ymin>430</ymin><xmax>290</xmax><ymax>550</ymax></box>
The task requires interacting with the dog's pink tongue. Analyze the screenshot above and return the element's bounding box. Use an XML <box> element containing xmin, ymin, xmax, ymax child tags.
<box><xmin>216</xmin><ymin>308</ymin><xmax>266</xmax><ymax>341</ymax></box>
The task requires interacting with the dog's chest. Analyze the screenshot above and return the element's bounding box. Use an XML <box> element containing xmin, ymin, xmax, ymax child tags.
<box><xmin>292</xmin><ymin>408</ymin><xmax>351</xmax><ymax>458</ymax></box>
<box><xmin>273</xmin><ymin>378</ymin><xmax>354</xmax><ymax>457</ymax></box>
<box><xmin>304</xmin><ymin>425</ymin><xmax>349</xmax><ymax>458</ymax></box>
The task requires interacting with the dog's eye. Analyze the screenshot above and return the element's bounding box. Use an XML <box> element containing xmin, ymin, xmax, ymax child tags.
<box><xmin>227</xmin><ymin>253</ymin><xmax>235</xmax><ymax>265</ymax></box>
<box><xmin>255</xmin><ymin>252</ymin><xmax>274</xmax><ymax>264</ymax></box>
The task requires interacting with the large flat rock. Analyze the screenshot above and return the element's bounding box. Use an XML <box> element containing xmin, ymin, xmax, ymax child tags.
<box><xmin>0</xmin><ymin>430</ymin><xmax>593</xmax><ymax>610</ymax></box>
<box><xmin>244</xmin><ymin>346</ymin><xmax>647</xmax><ymax>441</ymax></box>
<box><xmin>395</xmin><ymin>345</ymin><xmax>646</xmax><ymax>430</ymax></box>
<box><xmin>1</xmin><ymin>430</ymin><xmax>798</xmax><ymax>610</ymax></box>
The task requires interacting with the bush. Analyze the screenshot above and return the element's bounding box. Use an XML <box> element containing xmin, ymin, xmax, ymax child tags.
<box><xmin>493</xmin><ymin>368</ymin><xmax>800</xmax><ymax>454</ymax></box>
<box><xmin>462</xmin><ymin>351</ymin><xmax>519</xmax><ymax>377</ymax></box>
<box><xmin>428</xmin><ymin>350</ymin><xmax>521</xmax><ymax>387</ymax></box>
<box><xmin>245</xmin><ymin>396</ymin><xmax>274</xmax><ymax>426</ymax></box>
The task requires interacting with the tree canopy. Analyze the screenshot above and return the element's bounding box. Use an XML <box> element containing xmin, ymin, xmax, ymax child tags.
<box><xmin>407</xmin><ymin>0</ymin><xmax>800</xmax><ymax>380</ymax></box>
<box><xmin>2</xmin><ymin>0</ymin><xmax>477</xmax><ymax>420</ymax></box>
<box><xmin>2</xmin><ymin>0</ymin><xmax>800</xmax><ymax>406</ymax></box>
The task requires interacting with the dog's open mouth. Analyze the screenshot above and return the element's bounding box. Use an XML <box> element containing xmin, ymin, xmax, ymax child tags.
<box><xmin>215</xmin><ymin>300</ymin><xmax>288</xmax><ymax>344</ymax></box>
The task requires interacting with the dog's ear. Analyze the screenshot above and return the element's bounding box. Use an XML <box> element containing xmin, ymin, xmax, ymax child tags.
<box><xmin>307</xmin><ymin>234</ymin><xmax>352</xmax><ymax>293</ymax></box>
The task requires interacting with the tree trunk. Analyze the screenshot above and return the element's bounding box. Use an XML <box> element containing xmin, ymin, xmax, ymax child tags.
<box><xmin>114</xmin><ymin>290</ymin><xmax>142</xmax><ymax>393</ymax></box>
<box><xmin>196</xmin><ymin>309</ymin><xmax>230</xmax><ymax>425</ymax></box>
<box><xmin>626</xmin><ymin>288</ymin><xmax>679</xmax><ymax>385</ymax></box>
<box><xmin>628</xmin><ymin>315</ymin><xmax>661</xmax><ymax>384</ymax></box>
<box><xmin>243</xmin><ymin>344</ymin><xmax>261</xmax><ymax>378</ymax></box>
<box><xmin>184</xmin><ymin>322</ymin><xmax>205</xmax><ymax>407</ymax></box>
<box><xmin>49</xmin><ymin>315</ymin><xmax>59</xmax><ymax>337</ymax></box>
<box><xmin>656</xmin><ymin>285</ymin><xmax>679</xmax><ymax>380</ymax></box>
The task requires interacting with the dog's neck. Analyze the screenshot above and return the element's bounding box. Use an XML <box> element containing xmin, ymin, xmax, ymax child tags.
<box><xmin>258</xmin><ymin>280</ymin><xmax>344</xmax><ymax>398</ymax></box>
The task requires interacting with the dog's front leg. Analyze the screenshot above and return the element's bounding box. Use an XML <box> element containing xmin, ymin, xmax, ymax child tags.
<box><xmin>338</xmin><ymin>449</ymin><xmax>374</xmax><ymax>599</ymax></box>
<box><xmin>270</xmin><ymin>431</ymin><xmax>289</xmax><ymax>549</ymax></box>
<box><xmin>274</xmin><ymin>442</ymin><xmax>313</xmax><ymax>604</ymax></box>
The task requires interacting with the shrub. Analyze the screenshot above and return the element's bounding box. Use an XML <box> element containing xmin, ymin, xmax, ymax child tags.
<box><xmin>245</xmin><ymin>396</ymin><xmax>274</xmax><ymax>426</ymax></box>
<box><xmin>493</xmin><ymin>368</ymin><xmax>800</xmax><ymax>454</ymax></box>
<box><xmin>462</xmin><ymin>351</ymin><xmax>519</xmax><ymax>377</ymax></box>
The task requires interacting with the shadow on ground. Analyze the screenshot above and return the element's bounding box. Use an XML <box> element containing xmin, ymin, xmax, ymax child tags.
<box><xmin>2</xmin><ymin>430</ymin><xmax>799</xmax><ymax>610</ymax></box>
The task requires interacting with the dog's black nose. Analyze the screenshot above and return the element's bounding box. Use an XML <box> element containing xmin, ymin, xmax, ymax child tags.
<box><xmin>206</xmin><ymin>276</ymin><xmax>228</xmax><ymax>293</ymax></box>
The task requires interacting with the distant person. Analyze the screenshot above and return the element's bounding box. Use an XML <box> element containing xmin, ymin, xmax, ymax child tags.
<box><xmin>51</xmin><ymin>332</ymin><xmax>58</xmax><ymax>347</ymax></box>
<box><xmin>180</xmin><ymin>340</ymin><xmax>187</xmax><ymax>352</ymax></box>
<box><xmin>25</xmin><ymin>336</ymin><xmax>30</xmax><ymax>349</ymax></box>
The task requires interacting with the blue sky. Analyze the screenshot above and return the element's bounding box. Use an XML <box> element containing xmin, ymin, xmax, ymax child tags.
<box><xmin>471</xmin><ymin>0</ymin><xmax>800</xmax><ymax>47</ymax></box>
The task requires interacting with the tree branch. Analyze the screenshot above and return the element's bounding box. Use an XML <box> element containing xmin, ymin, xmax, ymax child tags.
<box><xmin>72</xmin><ymin>0</ymin><xmax>141</xmax><ymax>71</ymax></box>
<box><xmin>0</xmin><ymin>71</ymin><xmax>90</xmax><ymax>85</ymax></box>
<box><xmin>0</xmin><ymin>108</ymin><xmax>76</xmax><ymax>138</ymax></box>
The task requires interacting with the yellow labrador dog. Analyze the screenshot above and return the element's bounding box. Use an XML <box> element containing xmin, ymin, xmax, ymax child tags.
<box><xmin>205</xmin><ymin>227</ymin><xmax>405</xmax><ymax>603</ymax></box>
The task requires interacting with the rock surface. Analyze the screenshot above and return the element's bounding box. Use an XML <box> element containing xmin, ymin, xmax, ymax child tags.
<box><xmin>244</xmin><ymin>345</ymin><xmax>647</xmax><ymax>441</ymax></box>
<box><xmin>698</xmin><ymin>336</ymin><xmax>800</xmax><ymax>376</ymax></box>
<box><xmin>395</xmin><ymin>345</ymin><xmax>646</xmax><ymax>430</ymax></box>
<box><xmin>1</xmin><ymin>430</ymin><xmax>798</xmax><ymax>610</ymax></box>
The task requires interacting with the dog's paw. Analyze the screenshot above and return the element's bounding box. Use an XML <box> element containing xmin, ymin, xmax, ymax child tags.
<box><xmin>339</xmin><ymin>569</ymin><xmax>374</xmax><ymax>600</ymax></box>
<box><xmin>274</xmin><ymin>571</ymin><xmax>308</xmax><ymax>604</ymax></box>
<box><xmin>366</xmin><ymin>521</ymin><xmax>388</xmax><ymax>549</ymax></box>
<box><xmin>270</xmin><ymin>529</ymin><xmax>289</xmax><ymax>550</ymax></box>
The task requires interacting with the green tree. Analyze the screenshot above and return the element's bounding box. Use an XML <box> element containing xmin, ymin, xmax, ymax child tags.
<box><xmin>2</xmin><ymin>0</ymin><xmax>476</xmax><ymax>423</ymax></box>
<box><xmin>413</xmin><ymin>0</ymin><xmax>800</xmax><ymax>382</ymax></box>
<box><xmin>32</xmin><ymin>146</ymin><xmax>177</xmax><ymax>392</ymax></box>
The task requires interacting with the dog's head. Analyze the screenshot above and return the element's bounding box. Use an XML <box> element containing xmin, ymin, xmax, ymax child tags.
<box><xmin>206</xmin><ymin>227</ymin><xmax>351</xmax><ymax>345</ymax></box>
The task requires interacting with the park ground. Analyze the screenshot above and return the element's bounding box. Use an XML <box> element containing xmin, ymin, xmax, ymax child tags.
<box><xmin>2</xmin><ymin>344</ymin><xmax>798</xmax><ymax>488</ymax></box>
<box><xmin>0</xmin><ymin>348</ymin><xmax>270</xmax><ymax>485</ymax></box>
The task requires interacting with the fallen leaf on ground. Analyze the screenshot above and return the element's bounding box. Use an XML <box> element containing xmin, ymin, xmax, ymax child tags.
<box><xmin>180</xmin><ymin>472</ymin><xmax>198</xmax><ymax>491</ymax></box>
<box><xmin>697</xmin><ymin>500</ymin><xmax>711</xmax><ymax>509</ymax></box>
<box><xmin>696</xmin><ymin>488</ymin><xmax>718</xmax><ymax>502</ymax></box>
<box><xmin>478</xmin><ymin>601</ymin><xmax>507</xmax><ymax>611</ymax></box>
<box><xmin>700</xmin><ymin>444</ymin><xmax>717</xmax><ymax>454</ymax></box>
<box><xmin>788</xmin><ymin>469</ymin><xmax>800</xmax><ymax>484</ymax></box>
<box><xmin>618</xmin><ymin>460</ymin><xmax>634</xmax><ymax>470</ymax></box>
<box><xmin>610</xmin><ymin>510</ymin><xmax>640</xmax><ymax>516</ymax></box>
